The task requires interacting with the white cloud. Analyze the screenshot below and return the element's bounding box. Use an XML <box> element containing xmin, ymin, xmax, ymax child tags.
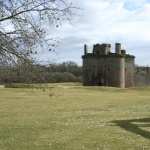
<box><xmin>41</xmin><ymin>0</ymin><xmax>150</xmax><ymax>66</ymax></box>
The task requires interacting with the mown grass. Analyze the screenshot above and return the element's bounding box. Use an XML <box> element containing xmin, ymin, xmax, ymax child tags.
<box><xmin>0</xmin><ymin>83</ymin><xmax>150</xmax><ymax>150</ymax></box>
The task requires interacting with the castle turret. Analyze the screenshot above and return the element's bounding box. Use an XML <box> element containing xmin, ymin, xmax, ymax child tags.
<box><xmin>118</xmin><ymin>57</ymin><xmax>125</xmax><ymax>88</ymax></box>
<box><xmin>115</xmin><ymin>43</ymin><xmax>121</xmax><ymax>54</ymax></box>
<box><xmin>110</xmin><ymin>56</ymin><xmax>125</xmax><ymax>88</ymax></box>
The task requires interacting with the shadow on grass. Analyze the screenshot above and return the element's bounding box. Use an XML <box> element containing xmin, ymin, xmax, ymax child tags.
<box><xmin>112</xmin><ymin>118</ymin><xmax>150</xmax><ymax>139</ymax></box>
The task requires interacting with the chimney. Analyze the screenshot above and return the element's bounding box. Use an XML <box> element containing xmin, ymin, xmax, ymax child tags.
<box><xmin>115</xmin><ymin>43</ymin><xmax>121</xmax><ymax>54</ymax></box>
<box><xmin>84</xmin><ymin>44</ymin><xmax>87</xmax><ymax>55</ymax></box>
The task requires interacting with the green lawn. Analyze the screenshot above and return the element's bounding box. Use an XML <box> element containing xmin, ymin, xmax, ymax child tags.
<box><xmin>0</xmin><ymin>83</ymin><xmax>150</xmax><ymax>150</ymax></box>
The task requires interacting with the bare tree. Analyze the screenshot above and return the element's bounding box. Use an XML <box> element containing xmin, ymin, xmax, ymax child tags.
<box><xmin>0</xmin><ymin>0</ymin><xmax>74</xmax><ymax>64</ymax></box>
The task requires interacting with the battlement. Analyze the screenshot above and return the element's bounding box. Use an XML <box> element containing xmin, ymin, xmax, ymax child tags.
<box><xmin>93</xmin><ymin>43</ymin><xmax>111</xmax><ymax>55</ymax></box>
<box><xmin>83</xmin><ymin>43</ymin><xmax>134</xmax><ymax>58</ymax></box>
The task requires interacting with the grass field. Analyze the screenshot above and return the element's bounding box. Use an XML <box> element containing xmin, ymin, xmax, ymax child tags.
<box><xmin>0</xmin><ymin>83</ymin><xmax>150</xmax><ymax>150</ymax></box>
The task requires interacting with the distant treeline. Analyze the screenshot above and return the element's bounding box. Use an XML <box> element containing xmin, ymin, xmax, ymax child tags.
<box><xmin>0</xmin><ymin>62</ymin><xmax>150</xmax><ymax>86</ymax></box>
<box><xmin>0</xmin><ymin>61</ymin><xmax>82</xmax><ymax>84</ymax></box>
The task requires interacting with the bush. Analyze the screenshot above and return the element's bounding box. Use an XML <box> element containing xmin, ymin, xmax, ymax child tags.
<box><xmin>48</xmin><ymin>72</ymin><xmax>80</xmax><ymax>83</ymax></box>
<box><xmin>0</xmin><ymin>61</ymin><xmax>82</xmax><ymax>84</ymax></box>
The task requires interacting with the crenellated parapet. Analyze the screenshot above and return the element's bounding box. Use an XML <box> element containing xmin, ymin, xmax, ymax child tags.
<box><xmin>83</xmin><ymin>43</ymin><xmax>134</xmax><ymax>58</ymax></box>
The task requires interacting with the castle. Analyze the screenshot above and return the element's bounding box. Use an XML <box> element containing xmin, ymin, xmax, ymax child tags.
<box><xmin>82</xmin><ymin>43</ymin><xmax>135</xmax><ymax>88</ymax></box>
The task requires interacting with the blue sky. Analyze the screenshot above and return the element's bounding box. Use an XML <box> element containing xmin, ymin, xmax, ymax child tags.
<box><xmin>38</xmin><ymin>0</ymin><xmax>150</xmax><ymax>66</ymax></box>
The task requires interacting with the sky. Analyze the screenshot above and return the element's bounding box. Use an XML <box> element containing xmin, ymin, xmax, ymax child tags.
<box><xmin>38</xmin><ymin>0</ymin><xmax>150</xmax><ymax>66</ymax></box>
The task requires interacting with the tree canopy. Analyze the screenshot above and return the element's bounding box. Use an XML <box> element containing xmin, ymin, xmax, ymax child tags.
<box><xmin>0</xmin><ymin>0</ymin><xmax>74</xmax><ymax>64</ymax></box>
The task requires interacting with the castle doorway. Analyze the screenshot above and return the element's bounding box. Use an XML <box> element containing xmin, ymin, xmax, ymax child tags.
<box><xmin>98</xmin><ymin>73</ymin><xmax>105</xmax><ymax>86</ymax></box>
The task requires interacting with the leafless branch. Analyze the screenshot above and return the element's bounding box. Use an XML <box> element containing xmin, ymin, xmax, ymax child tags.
<box><xmin>0</xmin><ymin>0</ymin><xmax>75</xmax><ymax>64</ymax></box>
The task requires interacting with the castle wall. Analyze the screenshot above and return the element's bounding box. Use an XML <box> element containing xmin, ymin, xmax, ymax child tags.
<box><xmin>135</xmin><ymin>67</ymin><xmax>150</xmax><ymax>86</ymax></box>
<box><xmin>82</xmin><ymin>56</ymin><xmax>125</xmax><ymax>88</ymax></box>
<box><xmin>82</xmin><ymin>57</ymin><xmax>98</xmax><ymax>85</ymax></box>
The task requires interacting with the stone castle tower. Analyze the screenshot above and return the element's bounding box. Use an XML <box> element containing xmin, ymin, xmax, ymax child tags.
<box><xmin>82</xmin><ymin>43</ymin><xmax>135</xmax><ymax>88</ymax></box>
